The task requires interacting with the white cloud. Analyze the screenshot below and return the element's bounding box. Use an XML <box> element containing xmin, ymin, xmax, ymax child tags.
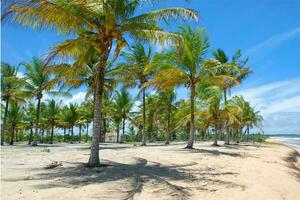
<box><xmin>64</xmin><ymin>92</ymin><xmax>86</xmax><ymax>105</ymax></box>
<box><xmin>16</xmin><ymin>71</ymin><xmax>24</xmax><ymax>78</ymax></box>
<box><xmin>42</xmin><ymin>91</ymin><xmax>86</xmax><ymax>105</ymax></box>
<box><xmin>234</xmin><ymin>79</ymin><xmax>300</xmax><ymax>134</ymax></box>
<box><xmin>245</xmin><ymin>26</ymin><xmax>300</xmax><ymax>56</ymax></box>
<box><xmin>234</xmin><ymin>79</ymin><xmax>300</xmax><ymax>116</ymax></box>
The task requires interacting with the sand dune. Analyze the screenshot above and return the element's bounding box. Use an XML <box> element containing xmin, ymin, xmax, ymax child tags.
<box><xmin>1</xmin><ymin>142</ymin><xmax>300</xmax><ymax>200</ymax></box>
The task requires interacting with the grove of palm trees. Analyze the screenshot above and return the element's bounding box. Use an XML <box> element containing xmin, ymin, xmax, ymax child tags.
<box><xmin>1</xmin><ymin>1</ymin><xmax>300</xmax><ymax>200</ymax></box>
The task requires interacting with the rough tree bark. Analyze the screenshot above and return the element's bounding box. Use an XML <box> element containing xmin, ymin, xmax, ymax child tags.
<box><xmin>141</xmin><ymin>88</ymin><xmax>146</xmax><ymax>146</ymax></box>
<box><xmin>1</xmin><ymin>99</ymin><xmax>9</xmax><ymax>145</ymax></box>
<box><xmin>186</xmin><ymin>84</ymin><xmax>195</xmax><ymax>149</ymax></box>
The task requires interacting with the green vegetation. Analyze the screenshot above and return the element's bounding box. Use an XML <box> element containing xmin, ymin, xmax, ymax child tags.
<box><xmin>2</xmin><ymin>0</ymin><xmax>264</xmax><ymax>168</ymax></box>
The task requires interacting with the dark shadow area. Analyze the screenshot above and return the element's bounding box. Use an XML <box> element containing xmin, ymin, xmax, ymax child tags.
<box><xmin>283</xmin><ymin>150</ymin><xmax>300</xmax><ymax>181</ymax></box>
<box><xmin>175</xmin><ymin>148</ymin><xmax>243</xmax><ymax>158</ymax></box>
<box><xmin>4</xmin><ymin>157</ymin><xmax>244</xmax><ymax>199</ymax></box>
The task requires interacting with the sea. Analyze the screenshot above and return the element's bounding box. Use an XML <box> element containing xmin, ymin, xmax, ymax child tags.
<box><xmin>269</xmin><ymin>135</ymin><xmax>300</xmax><ymax>149</ymax></box>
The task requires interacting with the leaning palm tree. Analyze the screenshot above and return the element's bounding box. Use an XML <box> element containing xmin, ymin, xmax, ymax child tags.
<box><xmin>6</xmin><ymin>0</ymin><xmax>198</xmax><ymax>166</ymax></box>
<box><xmin>20</xmin><ymin>57</ymin><xmax>59</xmax><ymax>145</ymax></box>
<box><xmin>113</xmin><ymin>89</ymin><xmax>133</xmax><ymax>143</ymax></box>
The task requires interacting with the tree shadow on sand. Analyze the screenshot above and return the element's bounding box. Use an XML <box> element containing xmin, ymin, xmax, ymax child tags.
<box><xmin>5</xmin><ymin>157</ymin><xmax>245</xmax><ymax>199</ymax></box>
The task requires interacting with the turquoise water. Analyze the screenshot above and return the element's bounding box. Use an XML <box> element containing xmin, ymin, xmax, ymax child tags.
<box><xmin>270</xmin><ymin>135</ymin><xmax>300</xmax><ymax>149</ymax></box>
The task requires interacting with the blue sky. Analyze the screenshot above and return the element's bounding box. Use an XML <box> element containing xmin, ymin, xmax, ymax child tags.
<box><xmin>2</xmin><ymin>0</ymin><xmax>300</xmax><ymax>134</ymax></box>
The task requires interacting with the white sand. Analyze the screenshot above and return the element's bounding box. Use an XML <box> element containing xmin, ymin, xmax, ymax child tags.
<box><xmin>1</xmin><ymin>142</ymin><xmax>300</xmax><ymax>200</ymax></box>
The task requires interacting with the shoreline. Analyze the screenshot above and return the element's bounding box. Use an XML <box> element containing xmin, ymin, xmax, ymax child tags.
<box><xmin>1</xmin><ymin>142</ymin><xmax>300</xmax><ymax>200</ymax></box>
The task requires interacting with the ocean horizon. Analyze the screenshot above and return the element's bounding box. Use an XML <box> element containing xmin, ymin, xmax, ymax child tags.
<box><xmin>268</xmin><ymin>134</ymin><xmax>300</xmax><ymax>149</ymax></box>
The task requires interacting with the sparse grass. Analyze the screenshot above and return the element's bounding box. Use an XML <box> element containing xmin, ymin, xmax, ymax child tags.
<box><xmin>41</xmin><ymin>148</ymin><xmax>51</xmax><ymax>153</ymax></box>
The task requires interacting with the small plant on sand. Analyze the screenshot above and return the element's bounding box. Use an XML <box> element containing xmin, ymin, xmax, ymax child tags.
<box><xmin>41</xmin><ymin>148</ymin><xmax>51</xmax><ymax>153</ymax></box>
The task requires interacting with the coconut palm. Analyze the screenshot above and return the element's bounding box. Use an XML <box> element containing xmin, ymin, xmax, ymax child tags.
<box><xmin>19</xmin><ymin>57</ymin><xmax>60</xmax><ymax>145</ymax></box>
<box><xmin>116</xmin><ymin>44</ymin><xmax>158</xmax><ymax>145</ymax></box>
<box><xmin>44</xmin><ymin>99</ymin><xmax>61</xmax><ymax>144</ymax></box>
<box><xmin>65</xmin><ymin>103</ymin><xmax>79</xmax><ymax>143</ymax></box>
<box><xmin>23</xmin><ymin>102</ymin><xmax>37</xmax><ymax>144</ymax></box>
<box><xmin>1</xmin><ymin>62</ymin><xmax>25</xmax><ymax>145</ymax></box>
<box><xmin>197</xmin><ymin>86</ymin><xmax>240</xmax><ymax>146</ymax></box>
<box><xmin>113</xmin><ymin>89</ymin><xmax>133</xmax><ymax>142</ymax></box>
<box><xmin>56</xmin><ymin>105</ymin><xmax>71</xmax><ymax>142</ymax></box>
<box><xmin>150</xmin><ymin>25</ymin><xmax>212</xmax><ymax>148</ymax></box>
<box><xmin>78</xmin><ymin>100</ymin><xmax>93</xmax><ymax>142</ymax></box>
<box><xmin>157</xmin><ymin>89</ymin><xmax>176</xmax><ymax>144</ymax></box>
<box><xmin>7</xmin><ymin>101</ymin><xmax>24</xmax><ymax>145</ymax></box>
<box><xmin>6</xmin><ymin>0</ymin><xmax>198</xmax><ymax>166</ymax></box>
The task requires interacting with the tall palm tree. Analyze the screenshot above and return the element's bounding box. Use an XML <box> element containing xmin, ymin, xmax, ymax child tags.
<box><xmin>150</xmin><ymin>25</ymin><xmax>212</xmax><ymax>149</ymax></box>
<box><xmin>113</xmin><ymin>89</ymin><xmax>133</xmax><ymax>143</ymax></box>
<box><xmin>1</xmin><ymin>62</ymin><xmax>24</xmax><ymax>145</ymax></box>
<box><xmin>116</xmin><ymin>44</ymin><xmax>157</xmax><ymax>145</ymax></box>
<box><xmin>20</xmin><ymin>57</ymin><xmax>59</xmax><ymax>145</ymax></box>
<box><xmin>212</xmin><ymin>49</ymin><xmax>251</xmax><ymax>144</ymax></box>
<box><xmin>7</xmin><ymin>0</ymin><xmax>198</xmax><ymax>166</ymax></box>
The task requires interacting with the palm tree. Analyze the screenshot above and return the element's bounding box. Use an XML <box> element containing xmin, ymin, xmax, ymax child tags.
<box><xmin>24</xmin><ymin>102</ymin><xmax>37</xmax><ymax>144</ymax></box>
<box><xmin>157</xmin><ymin>89</ymin><xmax>176</xmax><ymax>144</ymax></box>
<box><xmin>45</xmin><ymin>99</ymin><xmax>61</xmax><ymax>144</ymax></box>
<box><xmin>151</xmin><ymin>25</ymin><xmax>211</xmax><ymax>149</ymax></box>
<box><xmin>113</xmin><ymin>89</ymin><xmax>133</xmax><ymax>143</ymax></box>
<box><xmin>196</xmin><ymin>86</ymin><xmax>239</xmax><ymax>146</ymax></box>
<box><xmin>116</xmin><ymin>44</ymin><xmax>158</xmax><ymax>145</ymax></box>
<box><xmin>20</xmin><ymin>57</ymin><xmax>59</xmax><ymax>145</ymax></box>
<box><xmin>1</xmin><ymin>62</ymin><xmax>24</xmax><ymax>145</ymax></box>
<box><xmin>78</xmin><ymin>100</ymin><xmax>93</xmax><ymax>142</ymax></box>
<box><xmin>65</xmin><ymin>103</ymin><xmax>79</xmax><ymax>143</ymax></box>
<box><xmin>7</xmin><ymin>0</ymin><xmax>198</xmax><ymax>166</ymax></box>
<box><xmin>7</xmin><ymin>101</ymin><xmax>24</xmax><ymax>145</ymax></box>
<box><xmin>212</xmin><ymin>48</ymin><xmax>251</xmax><ymax>144</ymax></box>
<box><xmin>56</xmin><ymin>105</ymin><xmax>71</xmax><ymax>142</ymax></box>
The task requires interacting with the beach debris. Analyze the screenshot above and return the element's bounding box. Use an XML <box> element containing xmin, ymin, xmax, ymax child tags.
<box><xmin>45</xmin><ymin>161</ymin><xmax>63</xmax><ymax>169</ymax></box>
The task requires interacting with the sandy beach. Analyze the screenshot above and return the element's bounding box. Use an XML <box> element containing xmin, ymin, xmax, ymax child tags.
<box><xmin>1</xmin><ymin>142</ymin><xmax>300</xmax><ymax>200</ymax></box>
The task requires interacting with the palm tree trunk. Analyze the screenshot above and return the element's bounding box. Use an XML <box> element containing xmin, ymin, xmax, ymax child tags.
<box><xmin>1</xmin><ymin>99</ymin><xmax>9</xmax><ymax>145</ymax></box>
<box><xmin>79</xmin><ymin>124</ymin><xmax>82</xmax><ymax>143</ymax></box>
<box><xmin>41</xmin><ymin>129</ymin><xmax>44</xmax><ymax>143</ymax></box>
<box><xmin>141</xmin><ymin>88</ymin><xmax>146</xmax><ymax>146</ymax></box>
<box><xmin>50</xmin><ymin>123</ymin><xmax>54</xmax><ymax>144</ymax></box>
<box><xmin>87</xmin><ymin>60</ymin><xmax>106</xmax><ymax>167</ymax></box>
<box><xmin>165</xmin><ymin>107</ymin><xmax>171</xmax><ymax>145</ymax></box>
<box><xmin>63</xmin><ymin>127</ymin><xmax>66</xmax><ymax>142</ymax></box>
<box><xmin>213</xmin><ymin>129</ymin><xmax>219</xmax><ymax>146</ymax></box>
<box><xmin>28</xmin><ymin>122</ymin><xmax>33</xmax><ymax>144</ymax></box>
<box><xmin>122</xmin><ymin>118</ymin><xmax>125</xmax><ymax>143</ymax></box>
<box><xmin>71</xmin><ymin>126</ymin><xmax>74</xmax><ymax>143</ymax></box>
<box><xmin>224</xmin><ymin>89</ymin><xmax>230</xmax><ymax>145</ymax></box>
<box><xmin>85</xmin><ymin>123</ymin><xmax>89</xmax><ymax>142</ymax></box>
<box><xmin>186</xmin><ymin>84</ymin><xmax>195</xmax><ymax>149</ymax></box>
<box><xmin>15</xmin><ymin>129</ymin><xmax>18</xmax><ymax>142</ymax></box>
<box><xmin>10</xmin><ymin>123</ymin><xmax>16</xmax><ymax>145</ymax></box>
<box><xmin>117</xmin><ymin>123</ymin><xmax>120</xmax><ymax>143</ymax></box>
<box><xmin>32</xmin><ymin>97</ymin><xmax>41</xmax><ymax>146</ymax></box>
